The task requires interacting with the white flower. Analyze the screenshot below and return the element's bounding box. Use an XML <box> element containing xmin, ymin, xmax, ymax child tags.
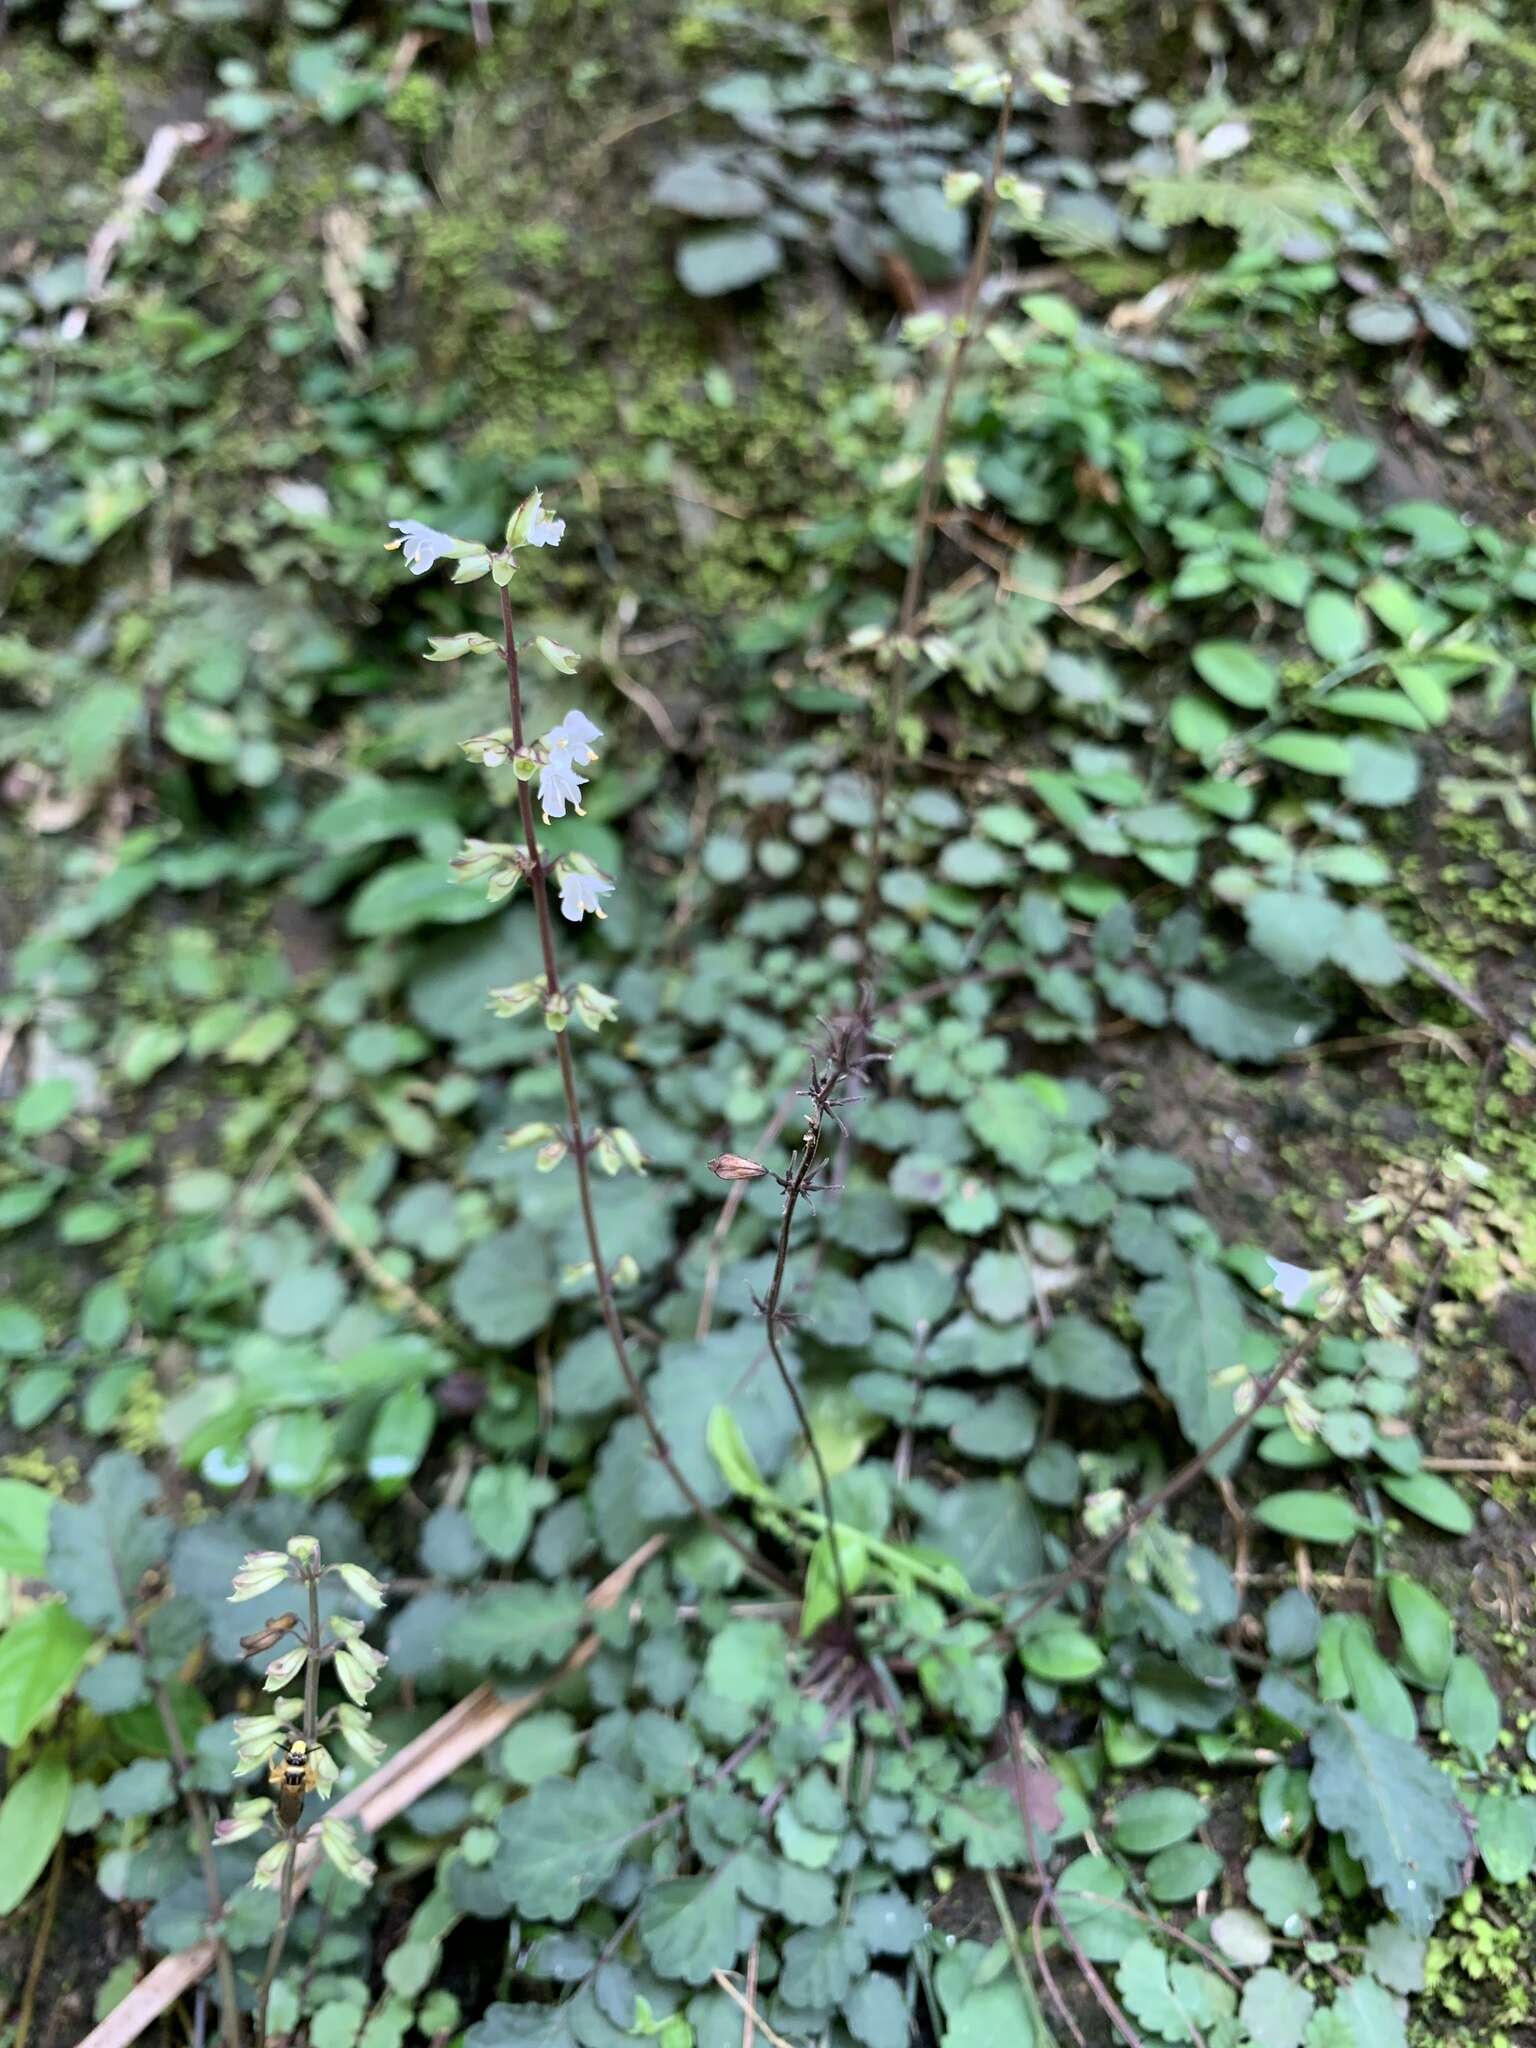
<box><xmin>385</xmin><ymin>520</ymin><xmax>476</xmax><ymax>575</ymax></box>
<box><xmin>547</xmin><ymin>708</ymin><xmax>602</xmax><ymax>765</ymax></box>
<box><xmin>504</xmin><ymin>489</ymin><xmax>566</xmax><ymax>551</ymax></box>
<box><xmin>559</xmin><ymin>871</ymin><xmax>614</xmax><ymax>922</ymax></box>
<box><xmin>538</xmin><ymin>751</ymin><xmax>587</xmax><ymax>822</ymax></box>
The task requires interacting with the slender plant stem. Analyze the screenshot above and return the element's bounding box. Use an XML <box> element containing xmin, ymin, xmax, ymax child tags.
<box><xmin>755</xmin><ymin>1022</ymin><xmax>871</xmax><ymax>1622</ymax></box>
<box><xmin>1011</xmin><ymin>1720</ymin><xmax>1148</xmax><ymax>2048</ymax></box>
<box><xmin>857</xmin><ymin>72</ymin><xmax>1017</xmax><ymax>978</ymax></box>
<box><xmin>254</xmin><ymin>1572</ymin><xmax>323</xmax><ymax>2042</ymax></box>
<box><xmin>125</xmin><ymin>1613</ymin><xmax>243</xmax><ymax>2048</ymax></box>
<box><xmin>983</xmin><ymin>1870</ymin><xmax>1061</xmax><ymax>2048</ymax></box>
<box><xmin>494</xmin><ymin>585</ymin><xmax>794</xmax><ymax>1599</ymax></box>
<box><xmin>14</xmin><ymin>1840</ymin><xmax>65</xmax><ymax>2048</ymax></box>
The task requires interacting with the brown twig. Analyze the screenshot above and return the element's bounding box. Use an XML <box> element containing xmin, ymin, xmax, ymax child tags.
<box><xmin>293</xmin><ymin>1169</ymin><xmax>459</xmax><ymax>1346</ymax></box>
<box><xmin>712</xmin><ymin>1967</ymin><xmax>796</xmax><ymax>2048</ymax></box>
<box><xmin>61</xmin><ymin>123</ymin><xmax>206</xmax><ymax>342</ymax></box>
<box><xmin>1400</xmin><ymin>944</ymin><xmax>1536</xmax><ymax>1068</ymax></box>
<box><xmin>495</xmin><ymin>585</ymin><xmax>793</xmax><ymax>1599</ymax></box>
<box><xmin>14</xmin><ymin>1840</ymin><xmax>64</xmax><ymax>2048</ymax></box>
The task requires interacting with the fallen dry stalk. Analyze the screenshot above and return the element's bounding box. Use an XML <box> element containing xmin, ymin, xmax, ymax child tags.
<box><xmin>74</xmin><ymin>1536</ymin><xmax>666</xmax><ymax>2048</ymax></box>
<box><xmin>62</xmin><ymin>124</ymin><xmax>207</xmax><ymax>343</ymax></box>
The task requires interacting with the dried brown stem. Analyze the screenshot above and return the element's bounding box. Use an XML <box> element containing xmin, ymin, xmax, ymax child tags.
<box><xmin>755</xmin><ymin>1018</ymin><xmax>873</xmax><ymax>1621</ymax></box>
<box><xmin>14</xmin><ymin>1840</ymin><xmax>64</xmax><ymax>2048</ymax></box>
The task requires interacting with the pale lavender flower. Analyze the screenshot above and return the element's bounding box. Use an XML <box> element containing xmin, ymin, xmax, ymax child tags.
<box><xmin>547</xmin><ymin>708</ymin><xmax>602</xmax><ymax>765</ymax></box>
<box><xmin>386</xmin><ymin>520</ymin><xmax>473</xmax><ymax>575</ymax></box>
<box><xmin>538</xmin><ymin>751</ymin><xmax>587</xmax><ymax>822</ymax></box>
<box><xmin>559</xmin><ymin>871</ymin><xmax>614</xmax><ymax>922</ymax></box>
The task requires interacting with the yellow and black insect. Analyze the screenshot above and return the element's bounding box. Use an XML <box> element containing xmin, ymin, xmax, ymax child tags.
<box><xmin>268</xmin><ymin>1738</ymin><xmax>318</xmax><ymax>1829</ymax></box>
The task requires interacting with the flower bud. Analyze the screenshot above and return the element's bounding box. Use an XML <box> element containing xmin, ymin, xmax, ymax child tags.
<box><xmin>330</xmin><ymin>1562</ymin><xmax>387</xmax><ymax>1611</ymax></box>
<box><xmin>592</xmin><ymin>1130</ymin><xmax>622</xmax><ymax>1177</ymax></box>
<box><xmin>572</xmin><ymin>983</ymin><xmax>619</xmax><ymax>1033</ymax></box>
<box><xmin>532</xmin><ymin>635</ymin><xmax>581</xmax><ymax>674</ymax></box>
<box><xmin>335</xmin><ymin>1636</ymin><xmax>388</xmax><ymax>1706</ymax></box>
<box><xmin>543</xmin><ymin>992</ymin><xmax>571</xmax><ymax>1034</ymax></box>
<box><xmin>253</xmin><ymin>1840</ymin><xmax>292</xmax><ymax>1890</ymax></box>
<box><xmin>489</xmin><ymin>977</ymin><xmax>547</xmax><ymax>1019</ymax></box>
<box><xmin>262</xmin><ymin>1646</ymin><xmax>309</xmax><ymax>1694</ymax></box>
<box><xmin>319</xmin><ymin>1816</ymin><xmax>376</xmax><ymax>1888</ymax></box>
<box><xmin>536</xmin><ymin>1138</ymin><xmax>568</xmax><ymax>1173</ymax></box>
<box><xmin>460</xmin><ymin>731</ymin><xmax>513</xmax><ymax>767</ymax></box>
<box><xmin>286</xmin><ymin>1536</ymin><xmax>321</xmax><ymax>1571</ymax></box>
<box><xmin>310</xmin><ymin>1742</ymin><xmax>338</xmax><ymax>1800</ymax></box>
<box><xmin>335</xmin><ymin>1703</ymin><xmax>386</xmax><ymax>1768</ymax></box>
<box><xmin>609</xmin><ymin>1128</ymin><xmax>646</xmax><ymax>1175</ymax></box>
<box><xmin>612</xmin><ymin>1254</ymin><xmax>641</xmax><ymax>1289</ymax></box>
<box><xmin>709</xmin><ymin>1154</ymin><xmax>768</xmax><ymax>1183</ymax></box>
<box><xmin>232</xmin><ymin>1714</ymin><xmax>286</xmax><ymax>1775</ymax></box>
<box><xmin>216</xmin><ymin>1799</ymin><xmax>273</xmax><ymax>1846</ymax></box>
<box><xmin>505</xmin><ymin>1121</ymin><xmax>558</xmax><ymax>1151</ymax></box>
<box><xmin>229</xmin><ymin>1552</ymin><xmax>292</xmax><ymax>1603</ymax></box>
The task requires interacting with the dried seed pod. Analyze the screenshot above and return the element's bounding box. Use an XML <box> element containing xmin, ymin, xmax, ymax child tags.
<box><xmin>708</xmin><ymin>1154</ymin><xmax>768</xmax><ymax>1182</ymax></box>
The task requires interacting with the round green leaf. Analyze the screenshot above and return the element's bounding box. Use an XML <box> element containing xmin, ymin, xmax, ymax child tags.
<box><xmin>1253</xmin><ymin>1490</ymin><xmax>1361</xmax><ymax>1544</ymax></box>
<box><xmin>1192</xmin><ymin>641</ymin><xmax>1278</xmax><ymax>710</ymax></box>
<box><xmin>1304</xmin><ymin>588</ymin><xmax>1368</xmax><ymax>662</ymax></box>
<box><xmin>1111</xmin><ymin>1788</ymin><xmax>1207</xmax><ymax>1855</ymax></box>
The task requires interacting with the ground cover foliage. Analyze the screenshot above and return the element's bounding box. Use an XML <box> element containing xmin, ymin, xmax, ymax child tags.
<box><xmin>3</xmin><ymin>4</ymin><xmax>1536</xmax><ymax>2048</ymax></box>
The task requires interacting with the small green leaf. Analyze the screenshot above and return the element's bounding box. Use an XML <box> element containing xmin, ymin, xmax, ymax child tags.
<box><xmin>1308</xmin><ymin>1708</ymin><xmax>1467</xmax><ymax>1932</ymax></box>
<box><xmin>1020</xmin><ymin>1626</ymin><xmax>1104</xmax><ymax>1683</ymax></box>
<box><xmin>1304</xmin><ymin>589</ymin><xmax>1367</xmax><ymax>662</ymax></box>
<box><xmin>1477</xmin><ymin>1791</ymin><xmax>1536</xmax><ymax>1886</ymax></box>
<box><xmin>1111</xmin><ymin>1788</ymin><xmax>1207</xmax><ymax>1855</ymax></box>
<box><xmin>1256</xmin><ymin>730</ymin><xmax>1353</xmax><ymax>777</ymax></box>
<box><xmin>0</xmin><ymin>1480</ymin><xmax>53</xmax><ymax>1577</ymax></box>
<box><xmin>0</xmin><ymin>1754</ymin><xmax>71</xmax><ymax>1915</ymax></box>
<box><xmin>0</xmin><ymin>1604</ymin><xmax>94</xmax><ymax>1746</ymax></box>
<box><xmin>1387</xmin><ymin>1576</ymin><xmax>1454</xmax><ymax>1689</ymax></box>
<box><xmin>1245</xmin><ymin>1847</ymin><xmax>1321</xmax><ymax>1930</ymax></box>
<box><xmin>1254</xmin><ymin>1491</ymin><xmax>1360</xmax><ymax>1544</ymax></box>
<box><xmin>1443</xmin><ymin>1654</ymin><xmax>1500</xmax><ymax>1761</ymax></box>
<box><xmin>676</xmin><ymin>230</ymin><xmax>782</xmax><ymax>297</ymax></box>
<box><xmin>1192</xmin><ymin>641</ymin><xmax>1278</xmax><ymax>709</ymax></box>
<box><xmin>1380</xmin><ymin>1471</ymin><xmax>1474</xmax><ymax>1535</ymax></box>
